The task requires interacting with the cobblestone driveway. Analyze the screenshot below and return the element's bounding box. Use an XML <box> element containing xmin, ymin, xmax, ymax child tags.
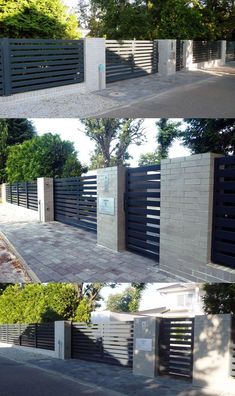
<box><xmin>0</xmin><ymin>221</ymin><xmax>179</xmax><ymax>283</ymax></box>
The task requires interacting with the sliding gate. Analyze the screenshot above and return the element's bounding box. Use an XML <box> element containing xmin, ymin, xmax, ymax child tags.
<box><xmin>54</xmin><ymin>175</ymin><xmax>97</xmax><ymax>232</ymax></box>
<box><xmin>125</xmin><ymin>164</ymin><xmax>161</xmax><ymax>261</ymax></box>
<box><xmin>159</xmin><ymin>317</ymin><xmax>194</xmax><ymax>380</ymax></box>
<box><xmin>106</xmin><ymin>40</ymin><xmax>158</xmax><ymax>82</ymax></box>
<box><xmin>176</xmin><ymin>40</ymin><xmax>184</xmax><ymax>71</ymax></box>
<box><xmin>71</xmin><ymin>322</ymin><xmax>134</xmax><ymax>367</ymax></box>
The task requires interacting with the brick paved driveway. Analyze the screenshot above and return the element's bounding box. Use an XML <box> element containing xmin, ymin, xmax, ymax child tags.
<box><xmin>0</xmin><ymin>204</ymin><xmax>179</xmax><ymax>283</ymax></box>
<box><xmin>0</xmin><ymin>221</ymin><xmax>179</xmax><ymax>282</ymax></box>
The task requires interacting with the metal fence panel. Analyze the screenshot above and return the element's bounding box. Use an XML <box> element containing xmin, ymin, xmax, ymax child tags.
<box><xmin>226</xmin><ymin>41</ymin><xmax>235</xmax><ymax>62</ymax></box>
<box><xmin>71</xmin><ymin>322</ymin><xmax>134</xmax><ymax>367</ymax></box>
<box><xmin>106</xmin><ymin>40</ymin><xmax>158</xmax><ymax>82</ymax></box>
<box><xmin>6</xmin><ymin>181</ymin><xmax>38</xmax><ymax>211</ymax></box>
<box><xmin>193</xmin><ymin>41</ymin><xmax>222</xmax><ymax>63</ymax></box>
<box><xmin>125</xmin><ymin>164</ymin><xmax>161</xmax><ymax>261</ymax></box>
<box><xmin>211</xmin><ymin>156</ymin><xmax>235</xmax><ymax>269</ymax></box>
<box><xmin>0</xmin><ymin>38</ymin><xmax>84</xmax><ymax>96</ymax></box>
<box><xmin>0</xmin><ymin>323</ymin><xmax>54</xmax><ymax>351</ymax></box>
<box><xmin>0</xmin><ymin>40</ymin><xmax>4</xmax><ymax>95</ymax></box>
<box><xmin>176</xmin><ymin>40</ymin><xmax>184</xmax><ymax>71</ymax></box>
<box><xmin>159</xmin><ymin>317</ymin><xmax>194</xmax><ymax>380</ymax></box>
<box><xmin>54</xmin><ymin>175</ymin><xmax>97</xmax><ymax>232</ymax></box>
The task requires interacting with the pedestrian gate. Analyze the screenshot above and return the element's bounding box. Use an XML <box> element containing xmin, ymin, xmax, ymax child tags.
<box><xmin>71</xmin><ymin>322</ymin><xmax>134</xmax><ymax>367</ymax></box>
<box><xmin>54</xmin><ymin>175</ymin><xmax>97</xmax><ymax>232</ymax></box>
<box><xmin>159</xmin><ymin>317</ymin><xmax>194</xmax><ymax>380</ymax></box>
<box><xmin>226</xmin><ymin>41</ymin><xmax>235</xmax><ymax>62</ymax></box>
<box><xmin>106</xmin><ymin>40</ymin><xmax>158</xmax><ymax>83</ymax></box>
<box><xmin>211</xmin><ymin>156</ymin><xmax>235</xmax><ymax>269</ymax></box>
<box><xmin>125</xmin><ymin>164</ymin><xmax>160</xmax><ymax>261</ymax></box>
<box><xmin>176</xmin><ymin>40</ymin><xmax>184</xmax><ymax>71</ymax></box>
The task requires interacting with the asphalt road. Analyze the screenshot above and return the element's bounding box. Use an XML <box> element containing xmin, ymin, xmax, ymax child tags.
<box><xmin>97</xmin><ymin>71</ymin><xmax>235</xmax><ymax>118</ymax></box>
<box><xmin>0</xmin><ymin>356</ymin><xmax>120</xmax><ymax>396</ymax></box>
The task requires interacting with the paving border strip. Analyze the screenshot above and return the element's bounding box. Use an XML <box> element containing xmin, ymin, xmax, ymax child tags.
<box><xmin>0</xmin><ymin>231</ymin><xmax>40</xmax><ymax>283</ymax></box>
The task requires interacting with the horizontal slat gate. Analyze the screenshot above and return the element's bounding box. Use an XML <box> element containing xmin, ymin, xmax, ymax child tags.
<box><xmin>0</xmin><ymin>38</ymin><xmax>84</xmax><ymax>96</ymax></box>
<box><xmin>226</xmin><ymin>41</ymin><xmax>235</xmax><ymax>62</ymax></box>
<box><xmin>6</xmin><ymin>181</ymin><xmax>38</xmax><ymax>211</ymax></box>
<box><xmin>106</xmin><ymin>40</ymin><xmax>158</xmax><ymax>83</ymax></box>
<box><xmin>54</xmin><ymin>175</ymin><xmax>97</xmax><ymax>232</ymax></box>
<box><xmin>125</xmin><ymin>164</ymin><xmax>161</xmax><ymax>261</ymax></box>
<box><xmin>71</xmin><ymin>322</ymin><xmax>134</xmax><ymax>367</ymax></box>
<box><xmin>211</xmin><ymin>156</ymin><xmax>235</xmax><ymax>269</ymax></box>
<box><xmin>159</xmin><ymin>318</ymin><xmax>194</xmax><ymax>380</ymax></box>
<box><xmin>193</xmin><ymin>41</ymin><xmax>222</xmax><ymax>63</ymax></box>
<box><xmin>0</xmin><ymin>40</ymin><xmax>4</xmax><ymax>96</ymax></box>
<box><xmin>0</xmin><ymin>323</ymin><xmax>54</xmax><ymax>350</ymax></box>
<box><xmin>176</xmin><ymin>40</ymin><xmax>184</xmax><ymax>71</ymax></box>
<box><xmin>231</xmin><ymin>316</ymin><xmax>235</xmax><ymax>378</ymax></box>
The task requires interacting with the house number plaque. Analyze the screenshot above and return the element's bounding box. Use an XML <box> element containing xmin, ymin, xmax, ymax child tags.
<box><xmin>98</xmin><ymin>197</ymin><xmax>115</xmax><ymax>215</ymax></box>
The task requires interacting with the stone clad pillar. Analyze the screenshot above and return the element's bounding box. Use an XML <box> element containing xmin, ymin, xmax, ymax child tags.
<box><xmin>97</xmin><ymin>166</ymin><xmax>126</xmax><ymax>252</ymax></box>
<box><xmin>193</xmin><ymin>314</ymin><xmax>234</xmax><ymax>392</ymax></box>
<box><xmin>84</xmin><ymin>38</ymin><xmax>106</xmax><ymax>91</ymax></box>
<box><xmin>133</xmin><ymin>317</ymin><xmax>160</xmax><ymax>378</ymax></box>
<box><xmin>54</xmin><ymin>321</ymin><xmax>71</xmax><ymax>360</ymax></box>
<box><xmin>158</xmin><ymin>40</ymin><xmax>176</xmax><ymax>76</ymax></box>
<box><xmin>1</xmin><ymin>183</ymin><xmax>7</xmax><ymax>204</ymax></box>
<box><xmin>37</xmin><ymin>177</ymin><xmax>54</xmax><ymax>222</ymax></box>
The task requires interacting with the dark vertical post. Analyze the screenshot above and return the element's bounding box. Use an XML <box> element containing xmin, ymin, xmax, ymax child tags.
<box><xmin>17</xmin><ymin>183</ymin><xmax>19</xmax><ymax>206</ymax></box>
<box><xmin>2</xmin><ymin>38</ymin><xmax>12</xmax><ymax>96</ymax></box>
<box><xmin>10</xmin><ymin>183</ymin><xmax>12</xmax><ymax>203</ymax></box>
<box><xmin>35</xmin><ymin>324</ymin><xmax>38</xmax><ymax>348</ymax></box>
<box><xmin>26</xmin><ymin>182</ymin><xmax>29</xmax><ymax>208</ymax></box>
<box><xmin>131</xmin><ymin>40</ymin><xmax>135</xmax><ymax>74</ymax></box>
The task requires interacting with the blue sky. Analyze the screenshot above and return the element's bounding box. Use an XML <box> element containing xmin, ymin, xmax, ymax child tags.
<box><xmin>31</xmin><ymin>118</ymin><xmax>190</xmax><ymax>167</ymax></box>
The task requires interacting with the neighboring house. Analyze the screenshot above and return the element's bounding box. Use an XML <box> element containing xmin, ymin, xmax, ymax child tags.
<box><xmin>91</xmin><ymin>283</ymin><xmax>205</xmax><ymax>322</ymax></box>
<box><xmin>156</xmin><ymin>283</ymin><xmax>205</xmax><ymax>317</ymax></box>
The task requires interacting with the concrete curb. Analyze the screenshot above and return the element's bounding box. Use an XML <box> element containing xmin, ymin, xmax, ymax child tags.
<box><xmin>0</xmin><ymin>231</ymin><xmax>40</xmax><ymax>283</ymax></box>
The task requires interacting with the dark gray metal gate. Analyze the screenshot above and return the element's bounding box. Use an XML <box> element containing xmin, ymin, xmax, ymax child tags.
<box><xmin>176</xmin><ymin>40</ymin><xmax>184</xmax><ymax>71</ymax></box>
<box><xmin>158</xmin><ymin>317</ymin><xmax>194</xmax><ymax>380</ymax></box>
<box><xmin>125</xmin><ymin>164</ymin><xmax>161</xmax><ymax>261</ymax></box>
<box><xmin>6</xmin><ymin>181</ymin><xmax>38</xmax><ymax>211</ymax></box>
<box><xmin>211</xmin><ymin>156</ymin><xmax>235</xmax><ymax>269</ymax></box>
<box><xmin>226</xmin><ymin>41</ymin><xmax>235</xmax><ymax>62</ymax></box>
<box><xmin>106</xmin><ymin>40</ymin><xmax>158</xmax><ymax>83</ymax></box>
<box><xmin>71</xmin><ymin>322</ymin><xmax>134</xmax><ymax>367</ymax></box>
<box><xmin>0</xmin><ymin>323</ymin><xmax>54</xmax><ymax>351</ymax></box>
<box><xmin>0</xmin><ymin>38</ymin><xmax>84</xmax><ymax>96</ymax></box>
<box><xmin>54</xmin><ymin>175</ymin><xmax>97</xmax><ymax>232</ymax></box>
<box><xmin>193</xmin><ymin>40</ymin><xmax>222</xmax><ymax>63</ymax></box>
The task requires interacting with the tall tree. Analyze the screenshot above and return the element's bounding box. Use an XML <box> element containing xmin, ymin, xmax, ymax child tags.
<box><xmin>180</xmin><ymin>119</ymin><xmax>235</xmax><ymax>155</ymax></box>
<box><xmin>81</xmin><ymin>119</ymin><xmax>145</xmax><ymax>168</ymax></box>
<box><xmin>84</xmin><ymin>0</ymin><xmax>234</xmax><ymax>39</ymax></box>
<box><xmin>106</xmin><ymin>283</ymin><xmax>146</xmax><ymax>312</ymax></box>
<box><xmin>202</xmin><ymin>283</ymin><xmax>235</xmax><ymax>314</ymax></box>
<box><xmin>6</xmin><ymin>133</ymin><xmax>86</xmax><ymax>182</ymax></box>
<box><xmin>0</xmin><ymin>119</ymin><xmax>36</xmax><ymax>183</ymax></box>
<box><xmin>0</xmin><ymin>0</ymin><xmax>81</xmax><ymax>39</ymax></box>
<box><xmin>138</xmin><ymin>119</ymin><xmax>180</xmax><ymax>166</ymax></box>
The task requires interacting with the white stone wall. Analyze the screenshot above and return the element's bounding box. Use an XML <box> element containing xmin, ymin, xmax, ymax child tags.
<box><xmin>1</xmin><ymin>183</ymin><xmax>6</xmax><ymax>203</ymax></box>
<box><xmin>159</xmin><ymin>153</ymin><xmax>223</xmax><ymax>281</ymax></box>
